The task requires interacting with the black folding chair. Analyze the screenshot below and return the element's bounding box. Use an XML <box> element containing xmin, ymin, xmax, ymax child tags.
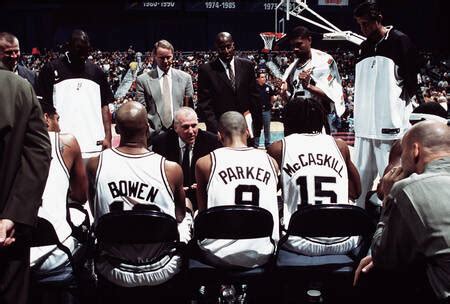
<box><xmin>276</xmin><ymin>204</ymin><xmax>375</xmax><ymax>302</ymax></box>
<box><xmin>29</xmin><ymin>203</ymin><xmax>91</xmax><ymax>304</ymax></box>
<box><xmin>188</xmin><ymin>205</ymin><xmax>276</xmax><ymax>302</ymax></box>
<box><xmin>94</xmin><ymin>209</ymin><xmax>185</xmax><ymax>303</ymax></box>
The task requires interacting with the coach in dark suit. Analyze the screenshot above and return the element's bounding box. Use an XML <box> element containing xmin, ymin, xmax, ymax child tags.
<box><xmin>197</xmin><ymin>32</ymin><xmax>262</xmax><ymax>144</ymax></box>
<box><xmin>0</xmin><ymin>32</ymin><xmax>37</xmax><ymax>89</ymax></box>
<box><xmin>151</xmin><ymin>107</ymin><xmax>220</xmax><ymax>210</ymax></box>
<box><xmin>136</xmin><ymin>40</ymin><xmax>193</xmax><ymax>137</ymax></box>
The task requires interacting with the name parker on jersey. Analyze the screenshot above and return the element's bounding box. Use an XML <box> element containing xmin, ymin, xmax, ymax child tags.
<box><xmin>218</xmin><ymin>166</ymin><xmax>272</xmax><ymax>185</ymax></box>
<box><xmin>283</xmin><ymin>153</ymin><xmax>344</xmax><ymax>177</ymax></box>
<box><xmin>108</xmin><ymin>180</ymin><xmax>159</xmax><ymax>202</ymax></box>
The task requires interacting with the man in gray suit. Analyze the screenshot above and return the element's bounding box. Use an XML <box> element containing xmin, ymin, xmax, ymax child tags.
<box><xmin>136</xmin><ymin>40</ymin><xmax>193</xmax><ymax>137</ymax></box>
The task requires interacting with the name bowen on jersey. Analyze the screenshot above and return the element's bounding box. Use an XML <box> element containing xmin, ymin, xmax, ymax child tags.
<box><xmin>107</xmin><ymin>180</ymin><xmax>160</xmax><ymax>203</ymax></box>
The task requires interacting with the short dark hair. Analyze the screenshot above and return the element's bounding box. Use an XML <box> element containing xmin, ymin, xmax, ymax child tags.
<box><xmin>40</xmin><ymin>101</ymin><xmax>57</xmax><ymax>115</ymax></box>
<box><xmin>412</xmin><ymin>102</ymin><xmax>448</xmax><ymax>119</ymax></box>
<box><xmin>283</xmin><ymin>98</ymin><xmax>326</xmax><ymax>135</ymax></box>
<box><xmin>69</xmin><ymin>29</ymin><xmax>89</xmax><ymax>46</ymax></box>
<box><xmin>288</xmin><ymin>26</ymin><xmax>311</xmax><ymax>41</ymax></box>
<box><xmin>353</xmin><ymin>2</ymin><xmax>382</xmax><ymax>22</ymax></box>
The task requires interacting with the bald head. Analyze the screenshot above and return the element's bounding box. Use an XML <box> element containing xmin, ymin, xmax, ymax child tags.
<box><xmin>215</xmin><ymin>32</ymin><xmax>233</xmax><ymax>44</ymax></box>
<box><xmin>401</xmin><ymin>121</ymin><xmax>450</xmax><ymax>174</ymax></box>
<box><xmin>218</xmin><ymin>111</ymin><xmax>248</xmax><ymax>139</ymax></box>
<box><xmin>404</xmin><ymin>121</ymin><xmax>450</xmax><ymax>153</ymax></box>
<box><xmin>116</xmin><ymin>102</ymin><xmax>148</xmax><ymax>139</ymax></box>
<box><xmin>215</xmin><ymin>32</ymin><xmax>235</xmax><ymax>62</ymax></box>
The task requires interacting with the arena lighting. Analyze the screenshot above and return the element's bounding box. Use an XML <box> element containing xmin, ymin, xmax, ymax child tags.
<box><xmin>275</xmin><ymin>0</ymin><xmax>366</xmax><ymax>45</ymax></box>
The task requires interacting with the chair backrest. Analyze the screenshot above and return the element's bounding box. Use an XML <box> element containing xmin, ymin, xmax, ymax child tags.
<box><xmin>30</xmin><ymin>217</ymin><xmax>75</xmax><ymax>270</ymax></box>
<box><xmin>194</xmin><ymin>205</ymin><xmax>274</xmax><ymax>240</ymax></box>
<box><xmin>95</xmin><ymin>210</ymin><xmax>179</xmax><ymax>244</ymax></box>
<box><xmin>286</xmin><ymin>204</ymin><xmax>375</xmax><ymax>238</ymax></box>
<box><xmin>31</xmin><ymin>217</ymin><xmax>62</xmax><ymax>247</ymax></box>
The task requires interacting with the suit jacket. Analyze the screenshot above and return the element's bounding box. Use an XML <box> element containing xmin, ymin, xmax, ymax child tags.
<box><xmin>17</xmin><ymin>64</ymin><xmax>37</xmax><ymax>90</ymax></box>
<box><xmin>197</xmin><ymin>56</ymin><xmax>262</xmax><ymax>134</ymax></box>
<box><xmin>0</xmin><ymin>62</ymin><xmax>51</xmax><ymax>227</ymax></box>
<box><xmin>151</xmin><ymin>129</ymin><xmax>221</xmax><ymax>185</ymax></box>
<box><xmin>136</xmin><ymin>67</ymin><xmax>193</xmax><ymax>133</ymax></box>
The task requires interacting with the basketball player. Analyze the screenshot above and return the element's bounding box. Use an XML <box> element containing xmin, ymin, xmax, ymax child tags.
<box><xmin>195</xmin><ymin>111</ymin><xmax>280</xmax><ymax>268</ymax></box>
<box><xmin>30</xmin><ymin>104</ymin><xmax>88</xmax><ymax>272</ymax></box>
<box><xmin>267</xmin><ymin>98</ymin><xmax>361</xmax><ymax>255</ymax></box>
<box><xmin>86</xmin><ymin>101</ymin><xmax>191</xmax><ymax>287</ymax></box>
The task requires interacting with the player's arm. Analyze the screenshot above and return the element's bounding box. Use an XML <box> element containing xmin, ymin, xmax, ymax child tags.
<box><xmin>268</xmin><ymin>154</ymin><xmax>281</xmax><ymax>191</ymax></box>
<box><xmin>101</xmin><ymin>105</ymin><xmax>112</xmax><ymax>150</ymax></box>
<box><xmin>267</xmin><ymin>140</ymin><xmax>283</xmax><ymax>168</ymax></box>
<box><xmin>335</xmin><ymin>138</ymin><xmax>361</xmax><ymax>200</ymax></box>
<box><xmin>195</xmin><ymin>154</ymin><xmax>212</xmax><ymax>212</ymax></box>
<box><xmin>164</xmin><ymin>160</ymin><xmax>186</xmax><ymax>223</ymax></box>
<box><xmin>377</xmin><ymin>139</ymin><xmax>402</xmax><ymax>200</ymax></box>
<box><xmin>86</xmin><ymin>155</ymin><xmax>100</xmax><ymax>216</ymax></box>
<box><xmin>60</xmin><ymin>133</ymin><xmax>88</xmax><ymax>203</ymax></box>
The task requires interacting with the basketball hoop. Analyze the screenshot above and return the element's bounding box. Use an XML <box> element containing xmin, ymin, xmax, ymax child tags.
<box><xmin>260</xmin><ymin>32</ymin><xmax>285</xmax><ymax>52</ymax></box>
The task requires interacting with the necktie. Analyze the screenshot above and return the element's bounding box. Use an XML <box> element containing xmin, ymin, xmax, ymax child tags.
<box><xmin>161</xmin><ymin>73</ymin><xmax>172</xmax><ymax>128</ymax></box>
<box><xmin>226</xmin><ymin>62</ymin><xmax>235</xmax><ymax>90</ymax></box>
<box><xmin>182</xmin><ymin>144</ymin><xmax>191</xmax><ymax>186</ymax></box>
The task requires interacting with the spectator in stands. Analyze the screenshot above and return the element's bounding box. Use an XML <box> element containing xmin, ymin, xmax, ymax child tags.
<box><xmin>196</xmin><ymin>32</ymin><xmax>262</xmax><ymax>148</ymax></box>
<box><xmin>0</xmin><ymin>59</ymin><xmax>51</xmax><ymax>304</ymax></box>
<box><xmin>0</xmin><ymin>32</ymin><xmax>37</xmax><ymax>88</ymax></box>
<box><xmin>281</xmin><ymin>26</ymin><xmax>345</xmax><ymax>134</ymax></box>
<box><xmin>352</xmin><ymin>2</ymin><xmax>421</xmax><ymax>208</ymax></box>
<box><xmin>268</xmin><ymin>98</ymin><xmax>361</xmax><ymax>255</ymax></box>
<box><xmin>136</xmin><ymin>39</ymin><xmax>194</xmax><ymax>138</ymax></box>
<box><xmin>36</xmin><ymin>29</ymin><xmax>113</xmax><ymax>159</ymax></box>
<box><xmin>151</xmin><ymin>107</ymin><xmax>220</xmax><ymax>210</ymax></box>
<box><xmin>354</xmin><ymin>120</ymin><xmax>450</xmax><ymax>303</ymax></box>
<box><xmin>86</xmin><ymin>101</ymin><xmax>192</xmax><ymax>292</ymax></box>
<box><xmin>30</xmin><ymin>103</ymin><xmax>88</xmax><ymax>274</ymax></box>
<box><xmin>195</xmin><ymin>111</ymin><xmax>279</xmax><ymax>268</ymax></box>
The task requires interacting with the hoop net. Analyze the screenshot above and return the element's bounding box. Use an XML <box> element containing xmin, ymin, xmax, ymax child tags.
<box><xmin>260</xmin><ymin>32</ymin><xmax>285</xmax><ymax>52</ymax></box>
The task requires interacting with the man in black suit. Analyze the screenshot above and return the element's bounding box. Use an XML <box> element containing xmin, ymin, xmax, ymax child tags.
<box><xmin>0</xmin><ymin>32</ymin><xmax>37</xmax><ymax>89</ymax></box>
<box><xmin>197</xmin><ymin>32</ymin><xmax>261</xmax><ymax>146</ymax></box>
<box><xmin>151</xmin><ymin>107</ymin><xmax>221</xmax><ymax>210</ymax></box>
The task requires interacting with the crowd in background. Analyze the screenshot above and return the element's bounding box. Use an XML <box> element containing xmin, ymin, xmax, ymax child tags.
<box><xmin>20</xmin><ymin>47</ymin><xmax>449</xmax><ymax>131</ymax></box>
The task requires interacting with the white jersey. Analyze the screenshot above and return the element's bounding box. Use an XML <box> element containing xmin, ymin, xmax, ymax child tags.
<box><xmin>30</xmin><ymin>132</ymin><xmax>75</xmax><ymax>270</ymax></box>
<box><xmin>354</xmin><ymin>27</ymin><xmax>415</xmax><ymax>140</ymax></box>
<box><xmin>93</xmin><ymin>148</ymin><xmax>175</xmax><ymax>221</ymax></box>
<box><xmin>200</xmin><ymin>147</ymin><xmax>279</xmax><ymax>268</ymax></box>
<box><xmin>281</xmin><ymin>133</ymin><xmax>359</xmax><ymax>255</ymax></box>
<box><xmin>93</xmin><ymin>148</ymin><xmax>186</xmax><ymax>287</ymax></box>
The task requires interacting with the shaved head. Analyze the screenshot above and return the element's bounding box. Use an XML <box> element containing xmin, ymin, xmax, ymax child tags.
<box><xmin>404</xmin><ymin>121</ymin><xmax>450</xmax><ymax>153</ymax></box>
<box><xmin>215</xmin><ymin>32</ymin><xmax>233</xmax><ymax>44</ymax></box>
<box><xmin>116</xmin><ymin>101</ymin><xmax>148</xmax><ymax>140</ymax></box>
<box><xmin>215</xmin><ymin>32</ymin><xmax>235</xmax><ymax>62</ymax></box>
<box><xmin>218</xmin><ymin>111</ymin><xmax>247</xmax><ymax>138</ymax></box>
<box><xmin>401</xmin><ymin>121</ymin><xmax>450</xmax><ymax>175</ymax></box>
